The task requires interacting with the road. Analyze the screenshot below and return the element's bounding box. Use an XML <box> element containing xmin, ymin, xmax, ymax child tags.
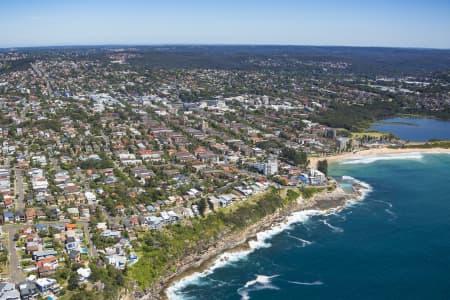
<box><xmin>14</xmin><ymin>168</ymin><xmax>25</xmax><ymax>211</ymax></box>
<box><xmin>3</xmin><ymin>219</ymin><xmax>99</xmax><ymax>283</ymax></box>
<box><xmin>5</xmin><ymin>226</ymin><xmax>25</xmax><ymax>284</ymax></box>
<box><xmin>79</xmin><ymin>221</ymin><xmax>98</xmax><ymax>258</ymax></box>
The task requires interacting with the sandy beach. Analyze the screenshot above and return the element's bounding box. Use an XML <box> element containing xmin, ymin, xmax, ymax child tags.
<box><xmin>309</xmin><ymin>147</ymin><xmax>450</xmax><ymax>169</ymax></box>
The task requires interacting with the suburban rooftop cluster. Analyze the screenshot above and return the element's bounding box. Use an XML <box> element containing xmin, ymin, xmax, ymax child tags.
<box><xmin>0</xmin><ymin>46</ymin><xmax>448</xmax><ymax>299</ymax></box>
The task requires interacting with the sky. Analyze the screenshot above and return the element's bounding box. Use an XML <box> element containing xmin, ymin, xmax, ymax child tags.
<box><xmin>1</xmin><ymin>0</ymin><xmax>449</xmax><ymax>49</ymax></box>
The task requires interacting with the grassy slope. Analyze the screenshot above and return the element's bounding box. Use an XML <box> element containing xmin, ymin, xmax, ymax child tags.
<box><xmin>403</xmin><ymin>140</ymin><xmax>450</xmax><ymax>148</ymax></box>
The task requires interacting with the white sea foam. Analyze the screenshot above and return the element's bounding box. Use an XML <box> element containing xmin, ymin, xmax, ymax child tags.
<box><xmin>167</xmin><ymin>178</ymin><xmax>372</xmax><ymax>299</ymax></box>
<box><xmin>288</xmin><ymin>280</ymin><xmax>324</xmax><ymax>286</ymax></box>
<box><xmin>385</xmin><ymin>208</ymin><xmax>398</xmax><ymax>220</ymax></box>
<box><xmin>166</xmin><ymin>210</ymin><xmax>320</xmax><ymax>300</ymax></box>
<box><xmin>374</xmin><ymin>199</ymin><xmax>393</xmax><ymax>208</ymax></box>
<box><xmin>287</xmin><ymin>233</ymin><xmax>312</xmax><ymax>246</ymax></box>
<box><xmin>237</xmin><ymin>275</ymin><xmax>279</xmax><ymax>300</ymax></box>
<box><xmin>342</xmin><ymin>175</ymin><xmax>372</xmax><ymax>189</ymax></box>
<box><xmin>341</xmin><ymin>175</ymin><xmax>373</xmax><ymax>203</ymax></box>
<box><xmin>341</xmin><ymin>153</ymin><xmax>423</xmax><ymax>165</ymax></box>
<box><xmin>322</xmin><ymin>219</ymin><xmax>344</xmax><ymax>233</ymax></box>
<box><xmin>166</xmin><ymin>250</ymin><xmax>252</xmax><ymax>300</ymax></box>
<box><xmin>243</xmin><ymin>274</ymin><xmax>279</xmax><ymax>288</ymax></box>
<box><xmin>247</xmin><ymin>209</ymin><xmax>321</xmax><ymax>250</ymax></box>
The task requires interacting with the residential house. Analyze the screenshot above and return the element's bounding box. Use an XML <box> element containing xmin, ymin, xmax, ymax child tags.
<box><xmin>35</xmin><ymin>278</ymin><xmax>61</xmax><ymax>293</ymax></box>
<box><xmin>18</xmin><ymin>281</ymin><xmax>38</xmax><ymax>300</ymax></box>
<box><xmin>3</xmin><ymin>212</ymin><xmax>14</xmax><ymax>223</ymax></box>
<box><xmin>0</xmin><ymin>282</ymin><xmax>20</xmax><ymax>300</ymax></box>
<box><xmin>25</xmin><ymin>209</ymin><xmax>36</xmax><ymax>222</ymax></box>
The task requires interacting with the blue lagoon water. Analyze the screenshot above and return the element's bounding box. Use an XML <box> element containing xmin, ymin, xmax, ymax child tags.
<box><xmin>168</xmin><ymin>154</ymin><xmax>450</xmax><ymax>300</ymax></box>
<box><xmin>369</xmin><ymin>117</ymin><xmax>450</xmax><ymax>141</ymax></box>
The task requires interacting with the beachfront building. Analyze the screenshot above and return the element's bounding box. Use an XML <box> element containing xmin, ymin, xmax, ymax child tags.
<box><xmin>264</xmin><ymin>158</ymin><xmax>278</xmax><ymax>176</ymax></box>
<box><xmin>308</xmin><ymin>169</ymin><xmax>327</xmax><ymax>185</ymax></box>
<box><xmin>336</xmin><ymin>137</ymin><xmax>350</xmax><ymax>152</ymax></box>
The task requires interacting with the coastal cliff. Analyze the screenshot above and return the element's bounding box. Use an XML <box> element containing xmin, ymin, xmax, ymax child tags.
<box><xmin>126</xmin><ymin>184</ymin><xmax>363</xmax><ymax>300</ymax></box>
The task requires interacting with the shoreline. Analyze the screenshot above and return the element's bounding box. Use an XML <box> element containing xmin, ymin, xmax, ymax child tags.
<box><xmin>130</xmin><ymin>147</ymin><xmax>449</xmax><ymax>300</ymax></box>
<box><xmin>309</xmin><ymin>147</ymin><xmax>450</xmax><ymax>169</ymax></box>
<box><xmin>154</xmin><ymin>183</ymin><xmax>369</xmax><ymax>300</ymax></box>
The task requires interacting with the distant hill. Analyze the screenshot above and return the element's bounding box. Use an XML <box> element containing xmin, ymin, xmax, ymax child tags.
<box><xmin>2</xmin><ymin>45</ymin><xmax>450</xmax><ymax>75</ymax></box>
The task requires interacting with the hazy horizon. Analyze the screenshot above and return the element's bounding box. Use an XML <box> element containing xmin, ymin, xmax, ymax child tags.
<box><xmin>2</xmin><ymin>43</ymin><xmax>450</xmax><ymax>51</ymax></box>
<box><xmin>1</xmin><ymin>0</ymin><xmax>450</xmax><ymax>49</ymax></box>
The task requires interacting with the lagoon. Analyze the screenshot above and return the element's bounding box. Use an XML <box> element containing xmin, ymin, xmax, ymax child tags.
<box><xmin>369</xmin><ymin>117</ymin><xmax>450</xmax><ymax>142</ymax></box>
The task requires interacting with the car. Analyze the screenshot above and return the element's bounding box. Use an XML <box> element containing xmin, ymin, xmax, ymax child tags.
<box><xmin>16</xmin><ymin>264</ymin><xmax>20</xmax><ymax>269</ymax></box>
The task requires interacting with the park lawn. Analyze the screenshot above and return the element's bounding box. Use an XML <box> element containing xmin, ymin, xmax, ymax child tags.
<box><xmin>351</xmin><ymin>131</ymin><xmax>389</xmax><ymax>138</ymax></box>
<box><xmin>403</xmin><ymin>140</ymin><xmax>450</xmax><ymax>148</ymax></box>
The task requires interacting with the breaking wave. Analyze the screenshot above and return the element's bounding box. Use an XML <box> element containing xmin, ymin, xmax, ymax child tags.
<box><xmin>341</xmin><ymin>153</ymin><xmax>423</xmax><ymax>165</ymax></box>
<box><xmin>237</xmin><ymin>275</ymin><xmax>279</xmax><ymax>300</ymax></box>
<box><xmin>288</xmin><ymin>280</ymin><xmax>324</xmax><ymax>286</ymax></box>
<box><xmin>287</xmin><ymin>233</ymin><xmax>313</xmax><ymax>246</ymax></box>
<box><xmin>374</xmin><ymin>199</ymin><xmax>393</xmax><ymax>208</ymax></box>
<box><xmin>167</xmin><ymin>177</ymin><xmax>372</xmax><ymax>299</ymax></box>
<box><xmin>248</xmin><ymin>209</ymin><xmax>322</xmax><ymax>250</ymax></box>
<box><xmin>321</xmin><ymin>219</ymin><xmax>344</xmax><ymax>233</ymax></box>
<box><xmin>166</xmin><ymin>250</ymin><xmax>252</xmax><ymax>300</ymax></box>
<box><xmin>385</xmin><ymin>208</ymin><xmax>398</xmax><ymax>220</ymax></box>
<box><xmin>166</xmin><ymin>210</ymin><xmax>321</xmax><ymax>299</ymax></box>
<box><xmin>341</xmin><ymin>175</ymin><xmax>373</xmax><ymax>203</ymax></box>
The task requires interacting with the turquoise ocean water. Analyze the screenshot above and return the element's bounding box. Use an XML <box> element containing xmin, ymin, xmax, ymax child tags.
<box><xmin>168</xmin><ymin>153</ymin><xmax>450</xmax><ymax>300</ymax></box>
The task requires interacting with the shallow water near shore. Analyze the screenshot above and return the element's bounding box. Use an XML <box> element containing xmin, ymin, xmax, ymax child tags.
<box><xmin>167</xmin><ymin>153</ymin><xmax>450</xmax><ymax>300</ymax></box>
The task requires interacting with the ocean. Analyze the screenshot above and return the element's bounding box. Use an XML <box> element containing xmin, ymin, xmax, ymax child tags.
<box><xmin>167</xmin><ymin>153</ymin><xmax>450</xmax><ymax>300</ymax></box>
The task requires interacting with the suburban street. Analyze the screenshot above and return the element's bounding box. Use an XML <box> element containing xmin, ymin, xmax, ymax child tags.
<box><xmin>14</xmin><ymin>168</ymin><xmax>25</xmax><ymax>211</ymax></box>
<box><xmin>3</xmin><ymin>219</ymin><xmax>99</xmax><ymax>283</ymax></box>
<box><xmin>5</xmin><ymin>226</ymin><xmax>25</xmax><ymax>284</ymax></box>
<box><xmin>80</xmin><ymin>220</ymin><xmax>98</xmax><ymax>258</ymax></box>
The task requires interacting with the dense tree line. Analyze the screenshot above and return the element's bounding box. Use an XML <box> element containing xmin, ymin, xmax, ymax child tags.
<box><xmin>281</xmin><ymin>147</ymin><xmax>308</xmax><ymax>165</ymax></box>
<box><xmin>317</xmin><ymin>160</ymin><xmax>328</xmax><ymax>176</ymax></box>
<box><xmin>79</xmin><ymin>158</ymin><xmax>113</xmax><ymax>170</ymax></box>
<box><xmin>312</xmin><ymin>101</ymin><xmax>401</xmax><ymax>131</ymax></box>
